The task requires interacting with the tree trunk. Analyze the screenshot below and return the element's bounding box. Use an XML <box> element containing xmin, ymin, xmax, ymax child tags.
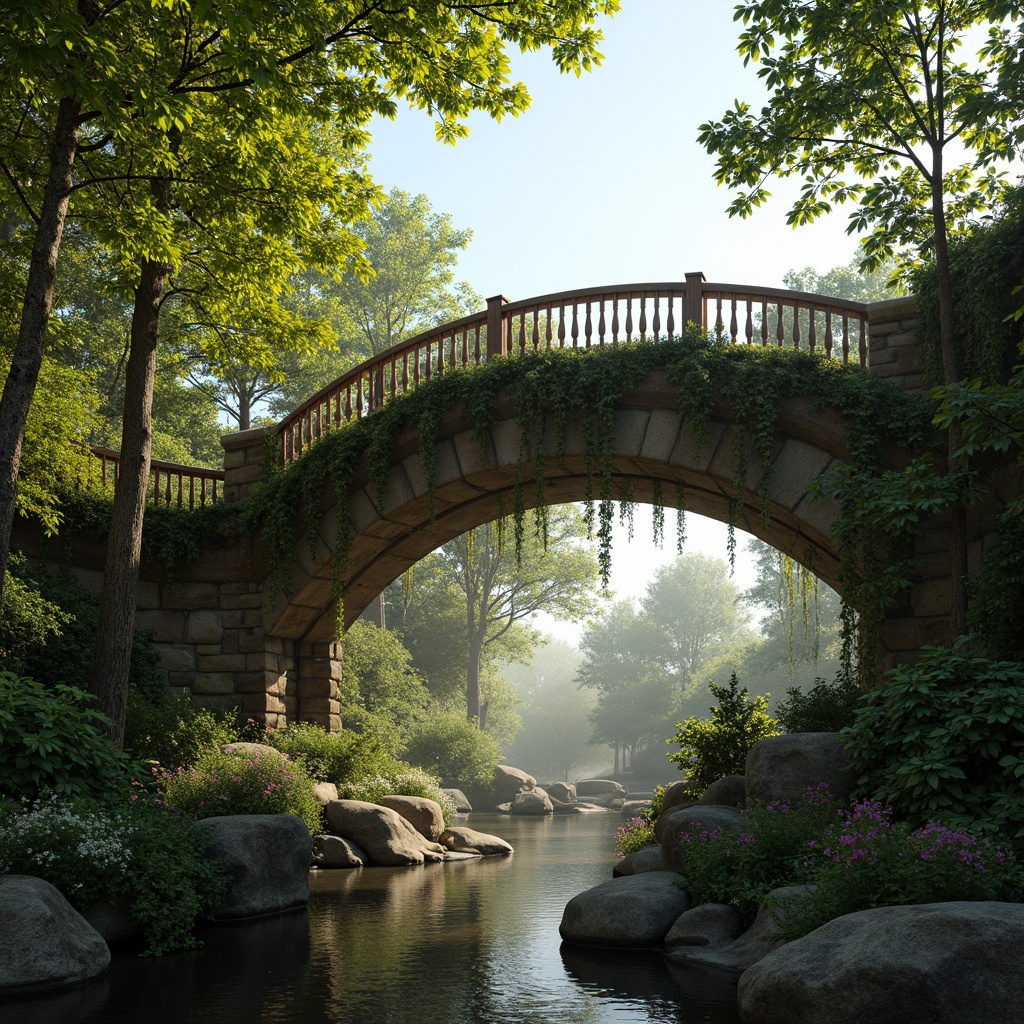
<box><xmin>0</xmin><ymin>95</ymin><xmax>80</xmax><ymax>609</ymax></box>
<box><xmin>466</xmin><ymin>630</ymin><xmax>484</xmax><ymax>725</ymax></box>
<box><xmin>89</xmin><ymin>178</ymin><xmax>172</xmax><ymax>747</ymax></box>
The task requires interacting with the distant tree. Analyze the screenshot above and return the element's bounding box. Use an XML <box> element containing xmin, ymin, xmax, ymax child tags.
<box><xmin>783</xmin><ymin>255</ymin><xmax>899</xmax><ymax>303</ymax></box>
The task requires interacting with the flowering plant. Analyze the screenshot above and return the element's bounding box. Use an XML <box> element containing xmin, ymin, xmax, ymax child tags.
<box><xmin>616</xmin><ymin>816</ymin><xmax>657</xmax><ymax>857</ymax></box>
<box><xmin>336</xmin><ymin>767</ymin><xmax>456</xmax><ymax>826</ymax></box>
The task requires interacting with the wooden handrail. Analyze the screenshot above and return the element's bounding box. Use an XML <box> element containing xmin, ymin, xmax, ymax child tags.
<box><xmin>82</xmin><ymin>445</ymin><xmax>223</xmax><ymax>509</ymax></box>
<box><xmin>276</xmin><ymin>274</ymin><xmax>871</xmax><ymax>465</ymax></box>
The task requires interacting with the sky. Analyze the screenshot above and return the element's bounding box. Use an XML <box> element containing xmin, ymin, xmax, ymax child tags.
<box><xmin>360</xmin><ymin>1</ymin><xmax>879</xmax><ymax>642</ymax></box>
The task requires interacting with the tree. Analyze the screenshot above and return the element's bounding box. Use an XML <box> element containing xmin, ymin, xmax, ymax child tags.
<box><xmin>698</xmin><ymin>1</ymin><xmax>1022</xmax><ymax>637</ymax></box>
<box><xmin>783</xmin><ymin>255</ymin><xmax>899</xmax><ymax>303</ymax></box>
<box><xmin>0</xmin><ymin>0</ymin><xmax>620</xmax><ymax>739</ymax></box>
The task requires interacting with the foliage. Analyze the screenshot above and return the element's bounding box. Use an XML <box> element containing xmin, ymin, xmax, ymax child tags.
<box><xmin>667</xmin><ymin>674</ymin><xmax>781</xmax><ymax>797</ymax></box>
<box><xmin>0</xmin><ymin>791</ymin><xmax>230</xmax><ymax>955</ymax></box>
<box><xmin>968</xmin><ymin>508</ymin><xmax>1024</xmax><ymax>660</ymax></box>
<box><xmin>669</xmin><ymin>785</ymin><xmax>838</xmax><ymax>924</ymax></box>
<box><xmin>775</xmin><ymin>672</ymin><xmax>862</xmax><ymax>734</ymax></box>
<box><xmin>154</xmin><ymin>746</ymin><xmax>322</xmax><ymax>838</ymax></box>
<box><xmin>123</xmin><ymin>693</ymin><xmax>241</xmax><ymax>770</ymax></box>
<box><xmin>615</xmin><ymin>816</ymin><xmax>657</xmax><ymax>858</ymax></box>
<box><xmin>841</xmin><ymin>644</ymin><xmax>1024</xmax><ymax>844</ymax></box>
<box><xmin>778</xmin><ymin>800</ymin><xmax>1024</xmax><ymax>941</ymax></box>
<box><xmin>403</xmin><ymin>712</ymin><xmax>502</xmax><ymax>787</ymax></box>
<box><xmin>334</xmin><ymin>766</ymin><xmax>456</xmax><ymax>827</ymax></box>
<box><xmin>0</xmin><ymin>673</ymin><xmax>140</xmax><ymax>800</ymax></box>
<box><xmin>0</xmin><ymin>554</ymin><xmax>71</xmax><ymax>672</ymax></box>
<box><xmin>264</xmin><ymin>722</ymin><xmax>403</xmax><ymax>786</ymax></box>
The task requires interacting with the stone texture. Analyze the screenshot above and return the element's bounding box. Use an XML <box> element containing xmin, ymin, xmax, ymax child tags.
<box><xmin>312</xmin><ymin>782</ymin><xmax>339</xmax><ymax>806</ymax></box>
<box><xmin>493</xmin><ymin>764</ymin><xmax>537</xmax><ymax>804</ymax></box>
<box><xmin>621</xmin><ymin>799</ymin><xmax>653</xmax><ymax>817</ymax></box>
<box><xmin>546</xmin><ymin>782</ymin><xmax>576</xmax><ymax>803</ymax></box>
<box><xmin>196</xmin><ymin>814</ymin><xmax>312</xmax><ymax>919</ymax></box>
<box><xmin>440</xmin><ymin>827</ymin><xmax>514</xmax><ymax>857</ymax></box>
<box><xmin>512</xmin><ymin>788</ymin><xmax>554</xmax><ymax>815</ymax></box>
<box><xmin>738</xmin><ymin>901</ymin><xmax>1024</xmax><ymax>1024</ymax></box>
<box><xmin>313</xmin><ymin>834</ymin><xmax>367</xmax><ymax>869</ymax></box>
<box><xmin>442</xmin><ymin>788</ymin><xmax>473</xmax><ymax>813</ymax></box>
<box><xmin>663</xmin><ymin>902</ymin><xmax>744</xmax><ymax>949</ymax></box>
<box><xmin>0</xmin><ymin>876</ymin><xmax>110</xmax><ymax>994</ymax></box>
<box><xmin>699</xmin><ymin>775</ymin><xmax>747</xmax><ymax>808</ymax></box>
<box><xmin>323</xmin><ymin>799</ymin><xmax>447</xmax><ymax>865</ymax></box>
<box><xmin>612</xmin><ymin>845</ymin><xmax>671</xmax><ymax>877</ymax></box>
<box><xmin>659</xmin><ymin>805</ymin><xmax>744</xmax><ymax>874</ymax></box>
<box><xmin>745</xmin><ymin>733</ymin><xmax>854</xmax><ymax>808</ymax></box>
<box><xmin>661</xmin><ymin>780</ymin><xmax>694</xmax><ymax>815</ymax></box>
<box><xmin>379</xmin><ymin>795</ymin><xmax>446</xmax><ymax>842</ymax></box>
<box><xmin>576</xmin><ymin>779</ymin><xmax>628</xmax><ymax>799</ymax></box>
<box><xmin>559</xmin><ymin>873</ymin><xmax>691</xmax><ymax>949</ymax></box>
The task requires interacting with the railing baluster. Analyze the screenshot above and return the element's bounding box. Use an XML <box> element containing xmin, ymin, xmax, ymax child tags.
<box><xmin>638</xmin><ymin>294</ymin><xmax>647</xmax><ymax>340</ymax></box>
<box><xmin>793</xmin><ymin>302</ymin><xmax>802</xmax><ymax>350</ymax></box>
<box><xmin>808</xmin><ymin>305</ymin><xmax>817</xmax><ymax>353</ymax></box>
<box><xmin>558</xmin><ymin>303</ymin><xmax>566</xmax><ymax>348</ymax></box>
<box><xmin>625</xmin><ymin>293</ymin><xmax>633</xmax><ymax>341</ymax></box>
<box><xmin>842</xmin><ymin>311</ymin><xmax>850</xmax><ymax>364</ymax></box>
<box><xmin>825</xmin><ymin>308</ymin><xmax>834</xmax><ymax>359</ymax></box>
<box><xmin>652</xmin><ymin>291</ymin><xmax>661</xmax><ymax>339</ymax></box>
<box><xmin>715</xmin><ymin>294</ymin><xmax>724</xmax><ymax>336</ymax></box>
<box><xmin>666</xmin><ymin>295</ymin><xmax>675</xmax><ymax>337</ymax></box>
<box><xmin>729</xmin><ymin>297</ymin><xmax>738</xmax><ymax>343</ymax></box>
<box><xmin>761</xmin><ymin>299</ymin><xmax>769</xmax><ymax>346</ymax></box>
<box><xmin>571</xmin><ymin>300</ymin><xmax>580</xmax><ymax>348</ymax></box>
<box><xmin>584</xmin><ymin>299</ymin><xmax>593</xmax><ymax>348</ymax></box>
<box><xmin>611</xmin><ymin>296</ymin><xmax>620</xmax><ymax>343</ymax></box>
<box><xmin>776</xmin><ymin>300</ymin><xmax>785</xmax><ymax>346</ymax></box>
<box><xmin>745</xmin><ymin>297</ymin><xmax>753</xmax><ymax>344</ymax></box>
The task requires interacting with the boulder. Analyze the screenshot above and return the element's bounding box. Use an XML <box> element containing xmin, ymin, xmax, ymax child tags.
<box><xmin>512</xmin><ymin>788</ymin><xmax>554</xmax><ymax>815</ymax></box>
<box><xmin>440</xmin><ymin>826</ymin><xmax>514</xmax><ymax>857</ymax></box>
<box><xmin>576</xmin><ymin>778</ymin><xmax>628</xmax><ymax>800</ymax></box>
<box><xmin>621</xmin><ymin>800</ymin><xmax>653</xmax><ymax>817</ymax></box>
<box><xmin>612</xmin><ymin>845</ymin><xmax>670</xmax><ymax>877</ymax></box>
<box><xmin>560</xmin><ymin>873</ymin><xmax>691</xmax><ymax>948</ymax></box>
<box><xmin>495</xmin><ymin>802</ymin><xmax>512</xmax><ymax>814</ymax></box>
<box><xmin>745</xmin><ymin>733</ymin><xmax>854</xmax><ymax>809</ymax></box>
<box><xmin>547</xmin><ymin>782</ymin><xmax>576</xmax><ymax>803</ymax></box>
<box><xmin>663</xmin><ymin>902</ymin><xmax>744</xmax><ymax>949</ymax></box>
<box><xmin>196</xmin><ymin>813</ymin><xmax>312</xmax><ymax>919</ymax></box>
<box><xmin>493</xmin><ymin>764</ymin><xmax>537</xmax><ymax>804</ymax></box>
<box><xmin>654</xmin><ymin>799</ymin><xmax>728</xmax><ymax>843</ymax></box>
<box><xmin>661</xmin><ymin>780</ymin><xmax>694</xmax><ymax>814</ymax></box>
<box><xmin>323</xmin><ymin>799</ymin><xmax>447</xmax><ymax>866</ymax></box>
<box><xmin>312</xmin><ymin>781</ymin><xmax>339</xmax><ymax>806</ymax></box>
<box><xmin>442</xmin><ymin>788</ymin><xmax>473</xmax><ymax>813</ymax></box>
<box><xmin>665</xmin><ymin>886</ymin><xmax>809</xmax><ymax>973</ymax></box>
<box><xmin>698</xmin><ymin>775</ymin><xmax>746</xmax><ymax>808</ymax></box>
<box><xmin>0</xmin><ymin>876</ymin><xmax>110</xmax><ymax>994</ymax></box>
<box><xmin>738</xmin><ymin>901</ymin><xmax>1024</xmax><ymax>1024</ymax></box>
<box><xmin>313</xmin><ymin>834</ymin><xmax>367</xmax><ymax>868</ymax></box>
<box><xmin>379</xmin><ymin>795</ymin><xmax>446</xmax><ymax>842</ymax></box>
<box><xmin>658</xmin><ymin>805</ymin><xmax>744</xmax><ymax>873</ymax></box>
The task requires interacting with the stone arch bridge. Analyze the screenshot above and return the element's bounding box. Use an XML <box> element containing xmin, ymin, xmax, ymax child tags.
<box><xmin>25</xmin><ymin>275</ymin><xmax>997</xmax><ymax>732</ymax></box>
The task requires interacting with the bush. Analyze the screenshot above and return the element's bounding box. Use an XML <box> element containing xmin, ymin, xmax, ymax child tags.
<box><xmin>264</xmin><ymin>722</ymin><xmax>404</xmax><ymax>784</ymax></box>
<box><xmin>775</xmin><ymin>672</ymin><xmax>862</xmax><ymax>733</ymax></box>
<box><xmin>0</xmin><ymin>791</ymin><xmax>229</xmax><ymax>955</ymax></box>
<box><xmin>403</xmin><ymin>712</ymin><xmax>501</xmax><ymax>786</ymax></box>
<box><xmin>0</xmin><ymin>672</ymin><xmax>139</xmax><ymax>800</ymax></box>
<box><xmin>0</xmin><ymin>554</ymin><xmax>70</xmax><ymax>672</ymax></box>
<box><xmin>155</xmin><ymin>746</ymin><xmax>322</xmax><ymax>837</ymax></box>
<box><xmin>615</xmin><ymin>816</ymin><xmax>657</xmax><ymax>857</ymax></box>
<box><xmin>667</xmin><ymin>674</ymin><xmax>780</xmax><ymax>797</ymax></box>
<box><xmin>841</xmin><ymin>643</ymin><xmax>1024</xmax><ymax>845</ymax></box>
<box><xmin>123</xmin><ymin>692</ymin><xmax>240</xmax><ymax>770</ymax></box>
<box><xmin>335</xmin><ymin>766</ymin><xmax>456</xmax><ymax>826</ymax></box>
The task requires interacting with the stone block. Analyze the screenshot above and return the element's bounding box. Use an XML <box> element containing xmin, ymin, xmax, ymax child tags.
<box><xmin>911</xmin><ymin>579</ymin><xmax>951</xmax><ymax>618</ymax></box>
<box><xmin>171</xmin><ymin>582</ymin><xmax>219</xmax><ymax>610</ymax></box>
<box><xmin>134</xmin><ymin>580</ymin><xmax>162</xmax><ymax>610</ymax></box>
<box><xmin>613</xmin><ymin>409</ymin><xmax>651</xmax><ymax>459</ymax></box>
<box><xmin>453</xmin><ymin>428</ymin><xmax>494</xmax><ymax>478</ymax></box>
<box><xmin>134</xmin><ymin>610</ymin><xmax>184</xmax><ymax>643</ymax></box>
<box><xmin>158</xmin><ymin>647</ymin><xmax>195</xmax><ymax>673</ymax></box>
<box><xmin>218</xmin><ymin>593</ymin><xmax>265</xmax><ymax>610</ymax></box>
<box><xmin>768</xmin><ymin>440</ymin><xmax>833</xmax><ymax>511</ymax></box>
<box><xmin>190</xmin><ymin>673</ymin><xmax>237</xmax><ymax>696</ymax></box>
<box><xmin>669</xmin><ymin>420</ymin><xmax>725</xmax><ymax>473</ymax></box>
<box><xmin>491</xmin><ymin>417</ymin><xmax>524</xmax><ymax>467</ymax></box>
<box><xmin>237</xmin><ymin>629</ymin><xmax>268</xmax><ymax>653</ymax></box>
<box><xmin>640</xmin><ymin>409</ymin><xmax>682</xmax><ymax>462</ymax></box>
<box><xmin>197</xmin><ymin>654</ymin><xmax>246</xmax><ymax>673</ymax></box>
<box><xmin>222</xmin><ymin>449</ymin><xmax>246</xmax><ymax>470</ymax></box>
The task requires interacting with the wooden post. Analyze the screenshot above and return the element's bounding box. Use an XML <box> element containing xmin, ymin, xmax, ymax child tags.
<box><xmin>486</xmin><ymin>294</ymin><xmax>510</xmax><ymax>360</ymax></box>
<box><xmin>684</xmin><ymin>271</ymin><xmax>706</xmax><ymax>329</ymax></box>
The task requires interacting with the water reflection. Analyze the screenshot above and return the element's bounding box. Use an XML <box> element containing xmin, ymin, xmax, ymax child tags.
<box><xmin>5</xmin><ymin>813</ymin><xmax>740</xmax><ymax>1024</ymax></box>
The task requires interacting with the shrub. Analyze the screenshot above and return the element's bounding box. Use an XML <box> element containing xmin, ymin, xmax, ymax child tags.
<box><xmin>670</xmin><ymin>784</ymin><xmax>837</xmax><ymax>924</ymax></box>
<box><xmin>775</xmin><ymin>672</ymin><xmax>862</xmax><ymax>733</ymax></box>
<box><xmin>841</xmin><ymin>643</ymin><xmax>1024</xmax><ymax>845</ymax></box>
<box><xmin>0</xmin><ymin>672</ymin><xmax>139</xmax><ymax>800</ymax></box>
<box><xmin>615</xmin><ymin>816</ymin><xmax>657</xmax><ymax>857</ymax></box>
<box><xmin>779</xmin><ymin>800</ymin><xmax>1024</xmax><ymax>940</ymax></box>
<box><xmin>155</xmin><ymin>746</ymin><xmax>322</xmax><ymax>837</ymax></box>
<box><xmin>0</xmin><ymin>554</ymin><xmax>71</xmax><ymax>672</ymax></box>
<box><xmin>336</xmin><ymin>766</ymin><xmax>456</xmax><ymax>826</ymax></box>
<box><xmin>0</xmin><ymin>791</ymin><xmax>229</xmax><ymax>955</ymax></box>
<box><xmin>123</xmin><ymin>692</ymin><xmax>240</xmax><ymax>770</ymax></box>
<box><xmin>264</xmin><ymin>722</ymin><xmax>404</xmax><ymax>784</ymax></box>
<box><xmin>667</xmin><ymin>674</ymin><xmax>780</xmax><ymax>797</ymax></box>
<box><xmin>403</xmin><ymin>712</ymin><xmax>501</xmax><ymax>786</ymax></box>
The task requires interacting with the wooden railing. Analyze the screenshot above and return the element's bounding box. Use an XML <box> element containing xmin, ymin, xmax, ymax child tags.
<box><xmin>83</xmin><ymin>446</ymin><xmax>224</xmax><ymax>509</ymax></box>
<box><xmin>278</xmin><ymin>273</ymin><xmax>870</xmax><ymax>464</ymax></box>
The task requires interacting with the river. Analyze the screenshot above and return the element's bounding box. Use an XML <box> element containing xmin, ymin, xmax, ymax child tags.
<box><xmin>11</xmin><ymin>812</ymin><xmax>742</xmax><ymax>1024</ymax></box>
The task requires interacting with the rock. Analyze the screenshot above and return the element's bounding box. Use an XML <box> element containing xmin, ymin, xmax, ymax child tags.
<box><xmin>699</xmin><ymin>775</ymin><xmax>746</xmax><ymax>808</ymax></box>
<box><xmin>665</xmin><ymin>886</ymin><xmax>808</xmax><ymax>972</ymax></box>
<box><xmin>551</xmin><ymin>800</ymin><xmax>585</xmax><ymax>814</ymax></box>
<box><xmin>512</xmin><ymin>788</ymin><xmax>554</xmax><ymax>815</ymax></box>
<box><xmin>738</xmin><ymin>901</ymin><xmax>1024</xmax><ymax>1024</ymax></box>
<box><xmin>196</xmin><ymin>814</ymin><xmax>312</xmax><ymax>919</ymax></box>
<box><xmin>661</xmin><ymin>780</ymin><xmax>694</xmax><ymax>814</ymax></box>
<box><xmin>220</xmin><ymin>741</ymin><xmax>283</xmax><ymax>760</ymax></box>
<box><xmin>493</xmin><ymin>764</ymin><xmax>537</xmax><ymax>804</ymax></box>
<box><xmin>379</xmin><ymin>795</ymin><xmax>446</xmax><ymax>842</ymax></box>
<box><xmin>663</xmin><ymin>902</ymin><xmax>744</xmax><ymax>949</ymax></box>
<box><xmin>658</xmin><ymin>805</ymin><xmax>744</xmax><ymax>873</ymax></box>
<box><xmin>745</xmin><ymin>733</ymin><xmax>854</xmax><ymax>809</ymax></box>
<box><xmin>0</xmin><ymin>876</ymin><xmax>110</xmax><ymax>994</ymax></box>
<box><xmin>547</xmin><ymin>782</ymin><xmax>576</xmax><ymax>803</ymax></box>
<box><xmin>323</xmin><ymin>799</ymin><xmax>447</xmax><ymax>866</ymax></box>
<box><xmin>81</xmin><ymin>898</ymin><xmax>140</xmax><ymax>945</ymax></box>
<box><xmin>577</xmin><ymin>778</ymin><xmax>628</xmax><ymax>799</ymax></box>
<box><xmin>560</xmin><ymin>873</ymin><xmax>691</xmax><ymax>948</ymax></box>
<box><xmin>495</xmin><ymin>802</ymin><xmax>512</xmax><ymax>814</ymax></box>
<box><xmin>612</xmin><ymin>845</ymin><xmax>670</xmax><ymax>877</ymax></box>
<box><xmin>442</xmin><ymin>788</ymin><xmax>473</xmax><ymax>813</ymax></box>
<box><xmin>312</xmin><ymin>781</ymin><xmax>339</xmax><ymax>805</ymax></box>
<box><xmin>440</xmin><ymin>826</ymin><xmax>514</xmax><ymax>856</ymax></box>
<box><xmin>653</xmin><ymin>799</ymin><xmax>714</xmax><ymax>842</ymax></box>
<box><xmin>313</xmin><ymin>834</ymin><xmax>367</xmax><ymax>868</ymax></box>
<box><xmin>621</xmin><ymin>800</ymin><xmax>653</xmax><ymax>818</ymax></box>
